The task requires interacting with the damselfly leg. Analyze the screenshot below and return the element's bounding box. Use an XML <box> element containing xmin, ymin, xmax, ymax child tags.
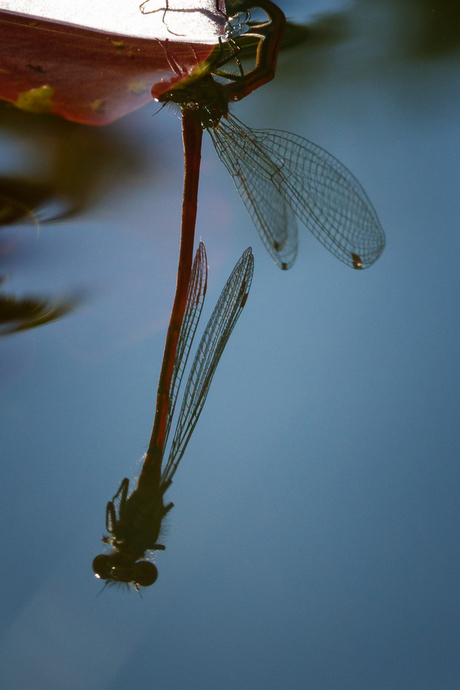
<box><xmin>140</xmin><ymin>0</ymin><xmax>227</xmax><ymax>38</ymax></box>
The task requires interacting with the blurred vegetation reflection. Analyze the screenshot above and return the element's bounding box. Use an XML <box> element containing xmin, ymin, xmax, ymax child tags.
<box><xmin>0</xmin><ymin>176</ymin><xmax>76</xmax><ymax>335</ymax></box>
<box><xmin>0</xmin><ymin>280</ymin><xmax>76</xmax><ymax>335</ymax></box>
<box><xmin>0</xmin><ymin>97</ymin><xmax>147</xmax><ymax>336</ymax></box>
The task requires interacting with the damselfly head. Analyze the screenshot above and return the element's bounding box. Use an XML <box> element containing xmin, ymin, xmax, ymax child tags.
<box><xmin>156</xmin><ymin>74</ymin><xmax>229</xmax><ymax>129</ymax></box>
<box><xmin>225</xmin><ymin>9</ymin><xmax>251</xmax><ymax>40</ymax></box>
<box><xmin>92</xmin><ymin>554</ymin><xmax>158</xmax><ymax>588</ymax></box>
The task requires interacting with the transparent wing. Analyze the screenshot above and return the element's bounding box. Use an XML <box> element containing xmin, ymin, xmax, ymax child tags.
<box><xmin>163</xmin><ymin>242</ymin><xmax>208</xmax><ymax>452</ymax></box>
<box><xmin>246</xmin><ymin>121</ymin><xmax>385</xmax><ymax>269</ymax></box>
<box><xmin>209</xmin><ymin>119</ymin><xmax>298</xmax><ymax>270</ymax></box>
<box><xmin>161</xmin><ymin>247</ymin><xmax>254</xmax><ymax>489</ymax></box>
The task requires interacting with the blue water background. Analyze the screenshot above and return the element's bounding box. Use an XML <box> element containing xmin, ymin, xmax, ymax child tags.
<box><xmin>0</xmin><ymin>1</ymin><xmax>459</xmax><ymax>688</ymax></box>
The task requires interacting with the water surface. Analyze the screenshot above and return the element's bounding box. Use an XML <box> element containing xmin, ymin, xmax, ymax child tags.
<box><xmin>1</xmin><ymin>1</ymin><xmax>459</xmax><ymax>688</ymax></box>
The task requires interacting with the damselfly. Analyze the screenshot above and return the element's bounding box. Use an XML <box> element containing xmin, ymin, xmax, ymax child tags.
<box><xmin>155</xmin><ymin>0</ymin><xmax>385</xmax><ymax>270</ymax></box>
<box><xmin>92</xmin><ymin>244</ymin><xmax>254</xmax><ymax>589</ymax></box>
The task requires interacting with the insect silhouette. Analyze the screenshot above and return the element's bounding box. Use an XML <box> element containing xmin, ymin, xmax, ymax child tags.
<box><xmin>92</xmin><ymin>244</ymin><xmax>254</xmax><ymax>589</ymax></box>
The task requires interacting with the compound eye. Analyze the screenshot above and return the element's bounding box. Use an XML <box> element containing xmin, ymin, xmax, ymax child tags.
<box><xmin>92</xmin><ymin>554</ymin><xmax>113</xmax><ymax>580</ymax></box>
<box><xmin>133</xmin><ymin>560</ymin><xmax>158</xmax><ymax>587</ymax></box>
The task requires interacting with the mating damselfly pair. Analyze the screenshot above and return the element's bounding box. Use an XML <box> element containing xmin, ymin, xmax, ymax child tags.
<box><xmin>93</xmin><ymin>0</ymin><xmax>385</xmax><ymax>590</ymax></box>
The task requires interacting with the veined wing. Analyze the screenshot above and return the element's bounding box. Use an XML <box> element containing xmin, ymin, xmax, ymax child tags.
<box><xmin>246</xmin><ymin>122</ymin><xmax>386</xmax><ymax>269</ymax></box>
<box><xmin>163</xmin><ymin>242</ymin><xmax>208</xmax><ymax>452</ymax></box>
<box><xmin>160</xmin><ymin>247</ymin><xmax>254</xmax><ymax>489</ymax></box>
<box><xmin>209</xmin><ymin>118</ymin><xmax>298</xmax><ymax>270</ymax></box>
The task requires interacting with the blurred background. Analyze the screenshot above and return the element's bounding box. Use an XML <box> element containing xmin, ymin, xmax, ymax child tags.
<box><xmin>0</xmin><ymin>1</ymin><xmax>459</xmax><ymax>688</ymax></box>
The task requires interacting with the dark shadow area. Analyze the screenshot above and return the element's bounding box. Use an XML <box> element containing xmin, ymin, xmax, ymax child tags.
<box><xmin>0</xmin><ymin>100</ymin><xmax>147</xmax><ymax>221</ymax></box>
<box><xmin>278</xmin><ymin>0</ymin><xmax>460</xmax><ymax>66</ymax></box>
<box><xmin>0</xmin><ymin>279</ymin><xmax>77</xmax><ymax>335</ymax></box>
<box><xmin>410</xmin><ymin>0</ymin><xmax>460</xmax><ymax>57</ymax></box>
<box><xmin>0</xmin><ymin>100</ymin><xmax>150</xmax><ymax>335</ymax></box>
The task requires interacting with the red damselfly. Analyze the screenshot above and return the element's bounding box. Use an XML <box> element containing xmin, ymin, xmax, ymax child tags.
<box><xmin>92</xmin><ymin>243</ymin><xmax>254</xmax><ymax>589</ymax></box>
<box><xmin>155</xmin><ymin>0</ymin><xmax>385</xmax><ymax>271</ymax></box>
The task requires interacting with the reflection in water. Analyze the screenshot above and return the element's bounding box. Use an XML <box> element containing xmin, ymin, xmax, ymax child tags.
<box><xmin>156</xmin><ymin>0</ymin><xmax>385</xmax><ymax>270</ymax></box>
<box><xmin>0</xmin><ymin>178</ymin><xmax>78</xmax><ymax>335</ymax></box>
<box><xmin>0</xmin><ymin>280</ymin><xmax>76</xmax><ymax>335</ymax></box>
<box><xmin>93</xmin><ymin>244</ymin><xmax>254</xmax><ymax>589</ymax></box>
<box><xmin>0</xmin><ymin>99</ymin><xmax>146</xmax><ymax>221</ymax></box>
<box><xmin>0</xmin><ymin>95</ymin><xmax>146</xmax><ymax>335</ymax></box>
<box><xmin>0</xmin><ymin>177</ymin><xmax>56</xmax><ymax>226</ymax></box>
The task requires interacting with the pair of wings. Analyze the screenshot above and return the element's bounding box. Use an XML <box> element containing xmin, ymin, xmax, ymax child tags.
<box><xmin>160</xmin><ymin>243</ymin><xmax>254</xmax><ymax>489</ymax></box>
<box><xmin>209</xmin><ymin>113</ymin><xmax>385</xmax><ymax>270</ymax></box>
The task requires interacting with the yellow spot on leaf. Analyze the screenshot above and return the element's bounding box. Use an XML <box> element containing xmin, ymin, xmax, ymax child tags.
<box><xmin>90</xmin><ymin>99</ymin><xmax>106</xmax><ymax>112</ymax></box>
<box><xmin>16</xmin><ymin>85</ymin><xmax>54</xmax><ymax>113</ymax></box>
